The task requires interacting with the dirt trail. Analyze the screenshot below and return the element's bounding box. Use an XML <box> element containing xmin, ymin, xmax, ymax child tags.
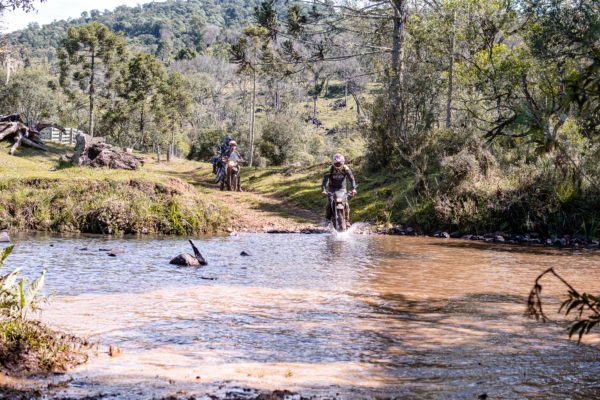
<box><xmin>170</xmin><ymin>165</ymin><xmax>325</xmax><ymax>233</ymax></box>
<box><xmin>209</xmin><ymin>189</ymin><xmax>325</xmax><ymax>233</ymax></box>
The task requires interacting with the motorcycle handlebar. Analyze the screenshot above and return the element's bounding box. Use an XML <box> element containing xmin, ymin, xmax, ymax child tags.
<box><xmin>326</xmin><ymin>191</ymin><xmax>355</xmax><ymax>197</ymax></box>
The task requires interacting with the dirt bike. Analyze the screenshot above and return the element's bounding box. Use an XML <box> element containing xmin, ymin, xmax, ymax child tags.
<box><xmin>218</xmin><ymin>156</ymin><xmax>242</xmax><ymax>191</ymax></box>
<box><xmin>328</xmin><ymin>190</ymin><xmax>352</xmax><ymax>232</ymax></box>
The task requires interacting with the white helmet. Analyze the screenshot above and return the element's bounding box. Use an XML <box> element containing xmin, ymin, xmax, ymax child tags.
<box><xmin>333</xmin><ymin>153</ymin><xmax>345</xmax><ymax>168</ymax></box>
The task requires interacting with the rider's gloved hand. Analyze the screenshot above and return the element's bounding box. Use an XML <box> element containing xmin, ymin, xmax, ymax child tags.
<box><xmin>351</xmin><ymin>189</ymin><xmax>357</xmax><ymax>196</ymax></box>
<box><xmin>321</xmin><ymin>190</ymin><xmax>328</xmax><ymax>196</ymax></box>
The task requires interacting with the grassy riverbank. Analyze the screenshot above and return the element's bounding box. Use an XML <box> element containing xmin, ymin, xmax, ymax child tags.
<box><xmin>241</xmin><ymin>159</ymin><xmax>600</xmax><ymax>239</ymax></box>
<box><xmin>241</xmin><ymin>161</ymin><xmax>407</xmax><ymax>227</ymax></box>
<box><xmin>0</xmin><ymin>144</ymin><xmax>229</xmax><ymax>235</ymax></box>
<box><xmin>0</xmin><ymin>245</ymin><xmax>92</xmax><ymax>376</ymax></box>
<box><xmin>0</xmin><ymin>319</ymin><xmax>91</xmax><ymax>375</ymax></box>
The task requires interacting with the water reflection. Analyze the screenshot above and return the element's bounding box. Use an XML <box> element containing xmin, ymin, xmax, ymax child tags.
<box><xmin>3</xmin><ymin>233</ymin><xmax>600</xmax><ymax>398</ymax></box>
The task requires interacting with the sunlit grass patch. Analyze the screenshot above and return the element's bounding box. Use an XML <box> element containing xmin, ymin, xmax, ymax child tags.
<box><xmin>0</xmin><ymin>145</ymin><xmax>230</xmax><ymax>234</ymax></box>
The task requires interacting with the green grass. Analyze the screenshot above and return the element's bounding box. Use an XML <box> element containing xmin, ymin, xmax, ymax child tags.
<box><xmin>241</xmin><ymin>160</ymin><xmax>412</xmax><ymax>226</ymax></box>
<box><xmin>0</xmin><ymin>142</ymin><xmax>230</xmax><ymax>235</ymax></box>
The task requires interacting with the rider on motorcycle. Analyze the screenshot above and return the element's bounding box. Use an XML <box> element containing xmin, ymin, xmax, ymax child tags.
<box><xmin>225</xmin><ymin>140</ymin><xmax>243</xmax><ymax>163</ymax></box>
<box><xmin>321</xmin><ymin>154</ymin><xmax>357</xmax><ymax>227</ymax></box>
<box><xmin>218</xmin><ymin>140</ymin><xmax>244</xmax><ymax>190</ymax></box>
<box><xmin>213</xmin><ymin>136</ymin><xmax>233</xmax><ymax>173</ymax></box>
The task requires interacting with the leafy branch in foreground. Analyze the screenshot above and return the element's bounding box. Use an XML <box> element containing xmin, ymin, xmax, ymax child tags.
<box><xmin>526</xmin><ymin>267</ymin><xmax>600</xmax><ymax>342</ymax></box>
<box><xmin>0</xmin><ymin>245</ymin><xmax>47</xmax><ymax>320</ymax></box>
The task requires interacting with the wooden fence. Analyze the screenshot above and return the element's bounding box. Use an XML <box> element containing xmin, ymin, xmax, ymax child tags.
<box><xmin>40</xmin><ymin>127</ymin><xmax>85</xmax><ymax>145</ymax></box>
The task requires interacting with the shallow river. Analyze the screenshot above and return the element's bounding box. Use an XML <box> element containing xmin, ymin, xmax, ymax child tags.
<box><xmin>3</xmin><ymin>231</ymin><xmax>600</xmax><ymax>399</ymax></box>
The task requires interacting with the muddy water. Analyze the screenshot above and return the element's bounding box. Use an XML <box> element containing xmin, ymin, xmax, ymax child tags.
<box><xmin>4</xmin><ymin>232</ymin><xmax>600</xmax><ymax>399</ymax></box>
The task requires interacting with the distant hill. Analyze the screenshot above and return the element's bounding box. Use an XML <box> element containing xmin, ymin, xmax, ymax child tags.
<box><xmin>6</xmin><ymin>0</ymin><xmax>280</xmax><ymax>63</ymax></box>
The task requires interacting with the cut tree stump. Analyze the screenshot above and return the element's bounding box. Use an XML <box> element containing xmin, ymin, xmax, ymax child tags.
<box><xmin>67</xmin><ymin>133</ymin><xmax>144</xmax><ymax>170</ymax></box>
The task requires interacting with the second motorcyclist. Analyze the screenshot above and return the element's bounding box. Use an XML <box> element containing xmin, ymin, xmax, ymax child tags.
<box><xmin>213</xmin><ymin>136</ymin><xmax>233</xmax><ymax>174</ymax></box>
<box><xmin>321</xmin><ymin>154</ymin><xmax>357</xmax><ymax>227</ymax></box>
<box><xmin>220</xmin><ymin>140</ymin><xmax>244</xmax><ymax>191</ymax></box>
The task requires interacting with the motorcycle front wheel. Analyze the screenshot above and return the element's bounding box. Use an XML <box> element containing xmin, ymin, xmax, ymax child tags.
<box><xmin>226</xmin><ymin>173</ymin><xmax>233</xmax><ymax>191</ymax></box>
<box><xmin>215</xmin><ymin>168</ymin><xmax>224</xmax><ymax>184</ymax></box>
<box><xmin>234</xmin><ymin>172</ymin><xmax>241</xmax><ymax>191</ymax></box>
<box><xmin>336</xmin><ymin>208</ymin><xmax>346</xmax><ymax>232</ymax></box>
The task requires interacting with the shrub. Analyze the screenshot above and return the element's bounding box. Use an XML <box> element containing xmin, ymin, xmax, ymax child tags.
<box><xmin>188</xmin><ymin>129</ymin><xmax>225</xmax><ymax>161</ymax></box>
<box><xmin>258</xmin><ymin>111</ymin><xmax>307</xmax><ymax>166</ymax></box>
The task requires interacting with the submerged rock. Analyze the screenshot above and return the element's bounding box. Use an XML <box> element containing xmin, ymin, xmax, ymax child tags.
<box><xmin>170</xmin><ymin>253</ymin><xmax>202</xmax><ymax>266</ymax></box>
<box><xmin>0</xmin><ymin>231</ymin><xmax>9</xmax><ymax>243</ymax></box>
<box><xmin>170</xmin><ymin>240</ymin><xmax>207</xmax><ymax>266</ymax></box>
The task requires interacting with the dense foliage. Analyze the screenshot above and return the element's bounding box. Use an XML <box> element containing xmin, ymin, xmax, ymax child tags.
<box><xmin>0</xmin><ymin>0</ymin><xmax>599</xmax><ymax>239</ymax></box>
<box><xmin>6</xmin><ymin>0</ymin><xmax>280</xmax><ymax>62</ymax></box>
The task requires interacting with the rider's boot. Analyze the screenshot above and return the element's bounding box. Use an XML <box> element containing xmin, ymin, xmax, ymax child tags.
<box><xmin>325</xmin><ymin>202</ymin><xmax>332</xmax><ymax>224</ymax></box>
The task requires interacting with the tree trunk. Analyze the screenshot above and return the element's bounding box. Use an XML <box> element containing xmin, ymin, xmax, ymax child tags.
<box><xmin>351</xmin><ymin>91</ymin><xmax>361</xmax><ymax>117</ymax></box>
<box><xmin>324</xmin><ymin>76</ymin><xmax>330</xmax><ymax>98</ymax></box>
<box><xmin>345</xmin><ymin>82</ymin><xmax>348</xmax><ymax>106</ymax></box>
<box><xmin>313</xmin><ymin>96</ymin><xmax>317</xmax><ymax>120</ymax></box>
<box><xmin>5</xmin><ymin>54</ymin><xmax>11</xmax><ymax>85</ymax></box>
<box><xmin>391</xmin><ymin>1</ymin><xmax>406</xmax><ymax>93</ymax></box>
<box><xmin>89</xmin><ymin>53</ymin><xmax>96</xmax><ymax>137</ymax></box>
<box><xmin>390</xmin><ymin>0</ymin><xmax>407</xmax><ymax>138</ymax></box>
<box><xmin>139</xmin><ymin>106</ymin><xmax>145</xmax><ymax>150</ymax></box>
<box><xmin>446</xmin><ymin>9</ymin><xmax>456</xmax><ymax>129</ymax></box>
<box><xmin>250</xmin><ymin>65</ymin><xmax>256</xmax><ymax>167</ymax></box>
<box><xmin>156</xmin><ymin>143</ymin><xmax>161</xmax><ymax>163</ymax></box>
<box><xmin>171</xmin><ymin>120</ymin><xmax>176</xmax><ymax>161</ymax></box>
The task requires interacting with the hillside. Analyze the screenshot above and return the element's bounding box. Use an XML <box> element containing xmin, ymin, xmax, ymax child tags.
<box><xmin>7</xmin><ymin>0</ymin><xmax>283</xmax><ymax>63</ymax></box>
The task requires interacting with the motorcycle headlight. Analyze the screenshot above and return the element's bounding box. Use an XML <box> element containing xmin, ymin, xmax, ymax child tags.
<box><xmin>336</xmin><ymin>198</ymin><xmax>343</xmax><ymax>203</ymax></box>
<box><xmin>228</xmin><ymin>160</ymin><xmax>237</xmax><ymax>167</ymax></box>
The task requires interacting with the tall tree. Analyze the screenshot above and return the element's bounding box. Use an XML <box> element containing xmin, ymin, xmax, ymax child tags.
<box><xmin>230</xmin><ymin>25</ymin><xmax>270</xmax><ymax>167</ymax></box>
<box><xmin>57</xmin><ymin>22</ymin><xmax>128</xmax><ymax>137</ymax></box>
<box><xmin>118</xmin><ymin>53</ymin><xmax>166</xmax><ymax>150</ymax></box>
<box><xmin>155</xmin><ymin>72</ymin><xmax>192</xmax><ymax>160</ymax></box>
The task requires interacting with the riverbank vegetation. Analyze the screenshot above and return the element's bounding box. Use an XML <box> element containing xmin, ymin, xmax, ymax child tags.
<box><xmin>0</xmin><ymin>143</ymin><xmax>229</xmax><ymax>234</ymax></box>
<box><xmin>1</xmin><ymin>0</ymin><xmax>597</xmax><ymax>239</ymax></box>
<box><xmin>242</xmin><ymin>156</ymin><xmax>600</xmax><ymax>240</ymax></box>
<box><xmin>0</xmin><ymin>245</ymin><xmax>90</xmax><ymax>375</ymax></box>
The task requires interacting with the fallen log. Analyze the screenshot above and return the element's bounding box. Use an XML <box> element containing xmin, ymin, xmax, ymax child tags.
<box><xmin>0</xmin><ymin>114</ymin><xmax>61</xmax><ymax>155</ymax></box>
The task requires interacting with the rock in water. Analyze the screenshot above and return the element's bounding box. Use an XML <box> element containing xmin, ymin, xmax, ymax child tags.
<box><xmin>188</xmin><ymin>240</ymin><xmax>207</xmax><ymax>265</ymax></box>
<box><xmin>240</xmin><ymin>251</ymin><xmax>252</xmax><ymax>257</ymax></box>
<box><xmin>170</xmin><ymin>240</ymin><xmax>208</xmax><ymax>266</ymax></box>
<box><xmin>0</xmin><ymin>231</ymin><xmax>9</xmax><ymax>243</ymax></box>
<box><xmin>170</xmin><ymin>253</ymin><xmax>201</xmax><ymax>266</ymax></box>
<box><xmin>108</xmin><ymin>249</ymin><xmax>124</xmax><ymax>257</ymax></box>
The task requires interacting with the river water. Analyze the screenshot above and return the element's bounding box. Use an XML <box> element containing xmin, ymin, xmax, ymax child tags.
<box><xmin>3</xmin><ymin>231</ymin><xmax>600</xmax><ymax>399</ymax></box>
